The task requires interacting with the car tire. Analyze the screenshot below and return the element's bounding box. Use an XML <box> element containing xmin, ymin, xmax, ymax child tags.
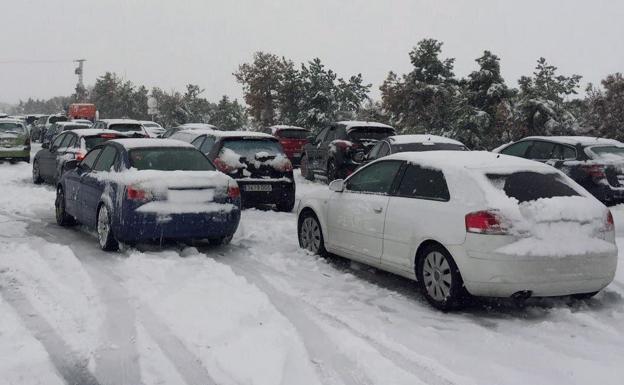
<box><xmin>416</xmin><ymin>244</ymin><xmax>467</xmax><ymax>311</ymax></box>
<box><xmin>97</xmin><ymin>204</ymin><xmax>119</xmax><ymax>252</ymax></box>
<box><xmin>298</xmin><ymin>211</ymin><xmax>327</xmax><ymax>256</ymax></box>
<box><xmin>276</xmin><ymin>193</ymin><xmax>296</xmax><ymax>212</ymax></box>
<box><xmin>571</xmin><ymin>291</ymin><xmax>599</xmax><ymax>300</ymax></box>
<box><xmin>32</xmin><ymin>160</ymin><xmax>43</xmax><ymax>184</ymax></box>
<box><xmin>55</xmin><ymin>187</ymin><xmax>76</xmax><ymax>226</ymax></box>
<box><xmin>20</xmin><ymin>157</ymin><xmax>30</xmax><ymax>163</ymax></box>
<box><xmin>326</xmin><ymin>159</ymin><xmax>338</xmax><ymax>184</ymax></box>
<box><xmin>300</xmin><ymin>154</ymin><xmax>314</xmax><ymax>181</ymax></box>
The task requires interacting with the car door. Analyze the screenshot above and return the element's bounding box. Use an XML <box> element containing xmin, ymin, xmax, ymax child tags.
<box><xmin>307</xmin><ymin>127</ymin><xmax>329</xmax><ymax>171</ymax></box>
<box><xmin>40</xmin><ymin>134</ymin><xmax>66</xmax><ymax>181</ymax></box>
<box><xmin>318</xmin><ymin>125</ymin><xmax>338</xmax><ymax>171</ymax></box>
<box><xmin>55</xmin><ymin>133</ymin><xmax>78</xmax><ymax>182</ymax></box>
<box><xmin>326</xmin><ymin>160</ymin><xmax>403</xmax><ymax>263</ymax></box>
<box><xmin>382</xmin><ymin>164</ymin><xmax>456</xmax><ymax>274</ymax></box>
<box><xmin>65</xmin><ymin>147</ymin><xmax>102</xmax><ymax>222</ymax></box>
<box><xmin>81</xmin><ymin>145</ymin><xmax>119</xmax><ymax>228</ymax></box>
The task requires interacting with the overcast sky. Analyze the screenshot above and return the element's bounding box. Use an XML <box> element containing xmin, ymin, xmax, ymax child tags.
<box><xmin>1</xmin><ymin>0</ymin><xmax>623</xmax><ymax>104</ymax></box>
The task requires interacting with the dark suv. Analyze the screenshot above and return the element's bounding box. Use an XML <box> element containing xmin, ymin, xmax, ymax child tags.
<box><xmin>495</xmin><ymin>136</ymin><xmax>624</xmax><ymax>205</ymax></box>
<box><xmin>301</xmin><ymin>121</ymin><xmax>395</xmax><ymax>182</ymax></box>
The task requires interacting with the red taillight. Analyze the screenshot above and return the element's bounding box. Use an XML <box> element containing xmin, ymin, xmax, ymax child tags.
<box><xmin>605</xmin><ymin>210</ymin><xmax>615</xmax><ymax>232</ymax></box>
<box><xmin>100</xmin><ymin>134</ymin><xmax>118</xmax><ymax>139</ymax></box>
<box><xmin>581</xmin><ymin>164</ymin><xmax>606</xmax><ymax>179</ymax></box>
<box><xmin>214</xmin><ymin>158</ymin><xmax>234</xmax><ymax>174</ymax></box>
<box><xmin>228</xmin><ymin>182</ymin><xmax>241</xmax><ymax>199</ymax></box>
<box><xmin>465</xmin><ymin>210</ymin><xmax>508</xmax><ymax>235</ymax></box>
<box><xmin>75</xmin><ymin>151</ymin><xmax>86</xmax><ymax>161</ymax></box>
<box><xmin>126</xmin><ymin>186</ymin><xmax>151</xmax><ymax>201</ymax></box>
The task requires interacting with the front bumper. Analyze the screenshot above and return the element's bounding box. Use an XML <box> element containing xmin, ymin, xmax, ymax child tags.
<box><xmin>447</xmin><ymin>237</ymin><xmax>618</xmax><ymax>297</ymax></box>
<box><xmin>114</xmin><ymin>209</ymin><xmax>241</xmax><ymax>242</ymax></box>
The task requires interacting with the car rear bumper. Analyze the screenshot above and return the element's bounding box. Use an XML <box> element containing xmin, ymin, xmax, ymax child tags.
<box><xmin>0</xmin><ymin>148</ymin><xmax>29</xmax><ymax>159</ymax></box>
<box><xmin>114</xmin><ymin>209</ymin><xmax>241</xmax><ymax>242</ymax></box>
<box><xmin>236</xmin><ymin>180</ymin><xmax>295</xmax><ymax>207</ymax></box>
<box><xmin>447</xmin><ymin>243</ymin><xmax>618</xmax><ymax>297</ymax></box>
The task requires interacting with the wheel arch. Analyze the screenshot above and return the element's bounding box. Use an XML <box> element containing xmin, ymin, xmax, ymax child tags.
<box><xmin>414</xmin><ymin>239</ymin><xmax>452</xmax><ymax>276</ymax></box>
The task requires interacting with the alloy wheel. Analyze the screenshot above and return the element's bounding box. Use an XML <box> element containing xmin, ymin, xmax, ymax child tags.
<box><xmin>422</xmin><ymin>251</ymin><xmax>453</xmax><ymax>302</ymax></box>
<box><xmin>300</xmin><ymin>216</ymin><xmax>321</xmax><ymax>253</ymax></box>
<box><xmin>97</xmin><ymin>205</ymin><xmax>111</xmax><ymax>248</ymax></box>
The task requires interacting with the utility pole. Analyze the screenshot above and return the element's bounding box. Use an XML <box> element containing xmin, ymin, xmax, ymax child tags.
<box><xmin>74</xmin><ymin>59</ymin><xmax>86</xmax><ymax>101</ymax></box>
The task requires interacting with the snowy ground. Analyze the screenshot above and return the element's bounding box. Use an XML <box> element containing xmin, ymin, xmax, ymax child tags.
<box><xmin>1</xmin><ymin>146</ymin><xmax>623</xmax><ymax>385</ymax></box>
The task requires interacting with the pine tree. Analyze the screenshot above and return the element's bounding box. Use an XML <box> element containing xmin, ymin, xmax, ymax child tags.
<box><xmin>209</xmin><ymin>96</ymin><xmax>247</xmax><ymax>130</ymax></box>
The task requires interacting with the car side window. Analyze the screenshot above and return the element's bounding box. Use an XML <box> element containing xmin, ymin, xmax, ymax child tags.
<box><xmin>527</xmin><ymin>141</ymin><xmax>556</xmax><ymax>160</ymax></box>
<box><xmin>377</xmin><ymin>142</ymin><xmax>391</xmax><ymax>158</ymax></box>
<box><xmin>315</xmin><ymin>128</ymin><xmax>329</xmax><ymax>144</ymax></box>
<box><xmin>396</xmin><ymin>164</ymin><xmax>450</xmax><ymax>201</ymax></box>
<box><xmin>81</xmin><ymin>148</ymin><xmax>102</xmax><ymax>170</ymax></box>
<box><xmin>553</xmin><ymin>144</ymin><xmax>576</xmax><ymax>160</ymax></box>
<box><xmin>191</xmin><ymin>135</ymin><xmax>205</xmax><ymax>149</ymax></box>
<box><xmin>346</xmin><ymin>160</ymin><xmax>403</xmax><ymax>194</ymax></box>
<box><xmin>66</xmin><ymin>134</ymin><xmax>77</xmax><ymax>148</ymax></box>
<box><xmin>58</xmin><ymin>134</ymin><xmax>73</xmax><ymax>150</ymax></box>
<box><xmin>200</xmin><ymin>136</ymin><xmax>216</xmax><ymax>154</ymax></box>
<box><xmin>93</xmin><ymin>146</ymin><xmax>118</xmax><ymax>172</ymax></box>
<box><xmin>51</xmin><ymin>134</ymin><xmax>66</xmax><ymax>151</ymax></box>
<box><xmin>500</xmin><ymin>141</ymin><xmax>531</xmax><ymax>157</ymax></box>
<box><xmin>367</xmin><ymin>142</ymin><xmax>383</xmax><ymax>160</ymax></box>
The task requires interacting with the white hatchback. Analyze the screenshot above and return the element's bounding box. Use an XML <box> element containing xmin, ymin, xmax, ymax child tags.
<box><xmin>297</xmin><ymin>151</ymin><xmax>618</xmax><ymax>310</ymax></box>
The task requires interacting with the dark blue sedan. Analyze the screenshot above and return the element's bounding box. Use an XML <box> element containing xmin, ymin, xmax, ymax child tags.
<box><xmin>55</xmin><ymin>139</ymin><xmax>241</xmax><ymax>251</ymax></box>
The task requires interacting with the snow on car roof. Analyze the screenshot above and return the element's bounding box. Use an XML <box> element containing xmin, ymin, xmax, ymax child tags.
<box><xmin>55</xmin><ymin>121</ymin><xmax>91</xmax><ymax>127</ymax></box>
<box><xmin>269</xmin><ymin>125</ymin><xmax>309</xmax><ymax>134</ymax></box>
<box><xmin>336</xmin><ymin>121</ymin><xmax>395</xmax><ymax>131</ymax></box>
<box><xmin>524</xmin><ymin>136</ymin><xmax>622</xmax><ymax>146</ymax></box>
<box><xmin>0</xmin><ymin>118</ymin><xmax>25</xmax><ymax>126</ymax></box>
<box><xmin>387</xmin><ymin>150</ymin><xmax>554</xmax><ymax>173</ymax></box>
<box><xmin>110</xmin><ymin>138</ymin><xmax>195</xmax><ymax>149</ymax></box>
<box><xmin>100</xmin><ymin>119</ymin><xmax>142</xmax><ymax>125</ymax></box>
<box><xmin>70</xmin><ymin>129</ymin><xmax>123</xmax><ymax>137</ymax></box>
<box><xmin>179</xmin><ymin>123</ymin><xmax>217</xmax><ymax>130</ymax></box>
<box><xmin>387</xmin><ymin>134</ymin><xmax>465</xmax><ymax>146</ymax></box>
<box><xmin>177</xmin><ymin>129</ymin><xmax>276</xmax><ymax>140</ymax></box>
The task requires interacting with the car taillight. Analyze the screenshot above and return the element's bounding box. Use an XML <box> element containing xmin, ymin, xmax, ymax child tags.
<box><xmin>605</xmin><ymin>210</ymin><xmax>615</xmax><ymax>232</ymax></box>
<box><xmin>126</xmin><ymin>186</ymin><xmax>152</xmax><ymax>201</ymax></box>
<box><xmin>227</xmin><ymin>181</ymin><xmax>240</xmax><ymax>199</ymax></box>
<box><xmin>100</xmin><ymin>134</ymin><xmax>118</xmax><ymax>139</ymax></box>
<box><xmin>465</xmin><ymin>210</ymin><xmax>508</xmax><ymax>235</ymax></box>
<box><xmin>75</xmin><ymin>151</ymin><xmax>86</xmax><ymax>161</ymax></box>
<box><xmin>214</xmin><ymin>158</ymin><xmax>234</xmax><ymax>174</ymax></box>
<box><xmin>581</xmin><ymin>164</ymin><xmax>606</xmax><ymax>180</ymax></box>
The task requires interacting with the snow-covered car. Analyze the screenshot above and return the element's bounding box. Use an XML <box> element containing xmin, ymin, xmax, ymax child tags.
<box><xmin>269</xmin><ymin>125</ymin><xmax>311</xmax><ymax>166</ymax></box>
<box><xmin>70</xmin><ymin>119</ymin><xmax>94</xmax><ymax>126</ymax></box>
<box><xmin>140</xmin><ymin>120</ymin><xmax>166</xmax><ymax>138</ymax></box>
<box><xmin>364</xmin><ymin>134</ymin><xmax>468</xmax><ymax>164</ymax></box>
<box><xmin>55</xmin><ymin>139</ymin><xmax>241</xmax><ymax>251</ymax></box>
<box><xmin>33</xmin><ymin>129</ymin><xmax>124</xmax><ymax>184</ymax></box>
<box><xmin>170</xmin><ymin>129</ymin><xmax>296</xmax><ymax>211</ymax></box>
<box><xmin>42</xmin><ymin>121</ymin><xmax>92</xmax><ymax>145</ymax></box>
<box><xmin>494</xmin><ymin>136</ymin><xmax>624</xmax><ymax>206</ymax></box>
<box><xmin>301</xmin><ymin>121</ymin><xmax>395</xmax><ymax>183</ymax></box>
<box><xmin>297</xmin><ymin>151</ymin><xmax>618</xmax><ymax>310</ymax></box>
<box><xmin>0</xmin><ymin>118</ymin><xmax>30</xmax><ymax>163</ymax></box>
<box><xmin>92</xmin><ymin>119</ymin><xmax>150</xmax><ymax>138</ymax></box>
<box><xmin>161</xmin><ymin>123</ymin><xmax>218</xmax><ymax>138</ymax></box>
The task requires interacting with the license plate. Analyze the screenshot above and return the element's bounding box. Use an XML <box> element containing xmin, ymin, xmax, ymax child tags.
<box><xmin>244</xmin><ymin>184</ymin><xmax>272</xmax><ymax>192</ymax></box>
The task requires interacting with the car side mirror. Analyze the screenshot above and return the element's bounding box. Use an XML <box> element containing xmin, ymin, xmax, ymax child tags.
<box><xmin>63</xmin><ymin>159</ymin><xmax>80</xmax><ymax>172</ymax></box>
<box><xmin>42</xmin><ymin>142</ymin><xmax>49</xmax><ymax>149</ymax></box>
<box><xmin>329</xmin><ymin>179</ymin><xmax>345</xmax><ymax>192</ymax></box>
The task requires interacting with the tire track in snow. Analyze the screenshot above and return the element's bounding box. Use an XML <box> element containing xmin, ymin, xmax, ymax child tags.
<box><xmin>218</xmin><ymin>254</ymin><xmax>373</xmax><ymax>385</ymax></box>
<box><xmin>0</xmin><ymin>279</ymin><xmax>101</xmax><ymax>385</ymax></box>
<box><xmin>216</xmin><ymin>246</ymin><xmax>459</xmax><ymax>385</ymax></box>
<box><xmin>26</xmin><ymin>218</ymin><xmax>218</xmax><ymax>385</ymax></box>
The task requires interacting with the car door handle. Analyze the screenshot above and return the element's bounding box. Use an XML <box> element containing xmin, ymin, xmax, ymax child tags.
<box><xmin>373</xmin><ymin>207</ymin><xmax>383</xmax><ymax>214</ymax></box>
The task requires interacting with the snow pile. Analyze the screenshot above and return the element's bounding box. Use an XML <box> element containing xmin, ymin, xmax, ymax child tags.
<box><xmin>219</xmin><ymin>147</ymin><xmax>245</xmax><ymax>169</ymax></box>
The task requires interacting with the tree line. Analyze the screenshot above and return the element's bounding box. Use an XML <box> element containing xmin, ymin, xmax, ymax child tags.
<box><xmin>12</xmin><ymin>38</ymin><xmax>624</xmax><ymax>149</ymax></box>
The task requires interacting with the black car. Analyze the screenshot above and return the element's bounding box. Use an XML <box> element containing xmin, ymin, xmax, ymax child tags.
<box><xmin>365</xmin><ymin>134</ymin><xmax>468</xmax><ymax>163</ymax></box>
<box><xmin>170</xmin><ymin>129</ymin><xmax>296</xmax><ymax>211</ymax></box>
<box><xmin>33</xmin><ymin>129</ymin><xmax>123</xmax><ymax>184</ymax></box>
<box><xmin>495</xmin><ymin>136</ymin><xmax>624</xmax><ymax>205</ymax></box>
<box><xmin>300</xmin><ymin>121</ymin><xmax>395</xmax><ymax>183</ymax></box>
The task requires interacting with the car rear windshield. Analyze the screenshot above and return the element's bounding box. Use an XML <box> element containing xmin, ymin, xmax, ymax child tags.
<box><xmin>487</xmin><ymin>172</ymin><xmax>580</xmax><ymax>203</ymax></box>
<box><xmin>277</xmin><ymin>129</ymin><xmax>309</xmax><ymax>139</ymax></box>
<box><xmin>394</xmin><ymin>143</ymin><xmax>467</xmax><ymax>152</ymax></box>
<box><xmin>84</xmin><ymin>135</ymin><xmax>118</xmax><ymax>150</ymax></box>
<box><xmin>129</xmin><ymin>148</ymin><xmax>215</xmax><ymax>171</ymax></box>
<box><xmin>588</xmin><ymin>146</ymin><xmax>624</xmax><ymax>160</ymax></box>
<box><xmin>348</xmin><ymin>127</ymin><xmax>395</xmax><ymax>142</ymax></box>
<box><xmin>109</xmin><ymin>123</ymin><xmax>143</xmax><ymax>132</ymax></box>
<box><xmin>49</xmin><ymin>116</ymin><xmax>67</xmax><ymax>124</ymax></box>
<box><xmin>0</xmin><ymin>122</ymin><xmax>25</xmax><ymax>133</ymax></box>
<box><xmin>220</xmin><ymin>139</ymin><xmax>284</xmax><ymax>159</ymax></box>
